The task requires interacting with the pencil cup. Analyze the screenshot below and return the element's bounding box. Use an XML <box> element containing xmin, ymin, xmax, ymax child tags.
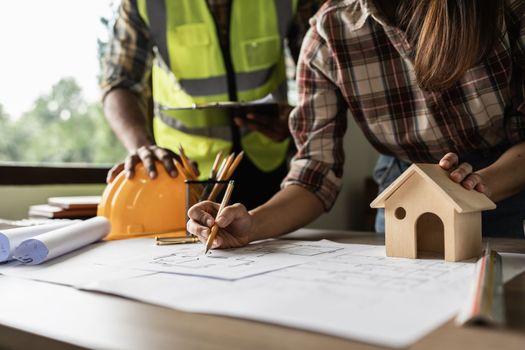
<box><xmin>185</xmin><ymin>180</ymin><xmax>229</xmax><ymax>235</ymax></box>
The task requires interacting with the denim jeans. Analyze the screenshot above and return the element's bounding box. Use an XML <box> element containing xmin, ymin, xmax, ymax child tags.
<box><xmin>372</xmin><ymin>153</ymin><xmax>525</xmax><ymax>238</ymax></box>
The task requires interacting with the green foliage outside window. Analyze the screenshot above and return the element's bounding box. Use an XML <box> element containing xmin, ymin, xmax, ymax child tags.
<box><xmin>0</xmin><ymin>11</ymin><xmax>126</xmax><ymax>166</ymax></box>
<box><xmin>0</xmin><ymin>78</ymin><xmax>126</xmax><ymax>165</ymax></box>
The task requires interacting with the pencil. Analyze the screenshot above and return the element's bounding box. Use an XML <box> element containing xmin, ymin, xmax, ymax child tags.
<box><xmin>175</xmin><ymin>160</ymin><xmax>201</xmax><ymax>202</ymax></box>
<box><xmin>155</xmin><ymin>236</ymin><xmax>199</xmax><ymax>245</ymax></box>
<box><xmin>205</xmin><ymin>180</ymin><xmax>235</xmax><ymax>254</ymax></box>
<box><xmin>224</xmin><ymin>151</ymin><xmax>244</xmax><ymax>179</ymax></box>
<box><xmin>217</xmin><ymin>152</ymin><xmax>235</xmax><ymax>180</ymax></box>
<box><xmin>209</xmin><ymin>151</ymin><xmax>224</xmax><ymax>179</ymax></box>
<box><xmin>178</xmin><ymin>145</ymin><xmax>198</xmax><ymax>179</ymax></box>
<box><xmin>207</xmin><ymin>152</ymin><xmax>241</xmax><ymax>201</ymax></box>
<box><xmin>199</xmin><ymin>151</ymin><xmax>225</xmax><ymax>200</ymax></box>
<box><xmin>174</xmin><ymin>159</ymin><xmax>193</xmax><ymax>180</ymax></box>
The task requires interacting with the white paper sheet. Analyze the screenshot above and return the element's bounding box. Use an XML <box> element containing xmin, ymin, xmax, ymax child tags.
<box><xmin>1</xmin><ymin>236</ymin><xmax>524</xmax><ymax>348</ymax></box>
<box><xmin>13</xmin><ymin>217</ymin><xmax>110</xmax><ymax>265</ymax></box>
<box><xmin>0</xmin><ymin>238</ymin><xmax>153</xmax><ymax>285</ymax></box>
<box><xmin>0</xmin><ymin>220</ymin><xmax>78</xmax><ymax>262</ymax></box>
<box><xmin>97</xmin><ymin>239</ymin><xmax>348</xmax><ymax>279</ymax></box>
<box><xmin>81</xmin><ymin>241</ymin><xmax>490</xmax><ymax>348</ymax></box>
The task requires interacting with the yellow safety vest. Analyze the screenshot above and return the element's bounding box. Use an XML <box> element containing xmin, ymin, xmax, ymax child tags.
<box><xmin>136</xmin><ymin>0</ymin><xmax>296</xmax><ymax>177</ymax></box>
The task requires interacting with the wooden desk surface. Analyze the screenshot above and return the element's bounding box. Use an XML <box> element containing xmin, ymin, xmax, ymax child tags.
<box><xmin>0</xmin><ymin>230</ymin><xmax>524</xmax><ymax>350</ymax></box>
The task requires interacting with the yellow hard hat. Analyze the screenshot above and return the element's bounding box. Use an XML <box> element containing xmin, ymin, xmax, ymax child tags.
<box><xmin>98</xmin><ymin>162</ymin><xmax>187</xmax><ymax>240</ymax></box>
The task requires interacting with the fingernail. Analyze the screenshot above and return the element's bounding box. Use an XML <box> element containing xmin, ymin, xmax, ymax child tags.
<box><xmin>206</xmin><ymin>218</ymin><xmax>214</xmax><ymax>227</ymax></box>
<box><xmin>464</xmin><ymin>180</ymin><xmax>473</xmax><ymax>188</ymax></box>
<box><xmin>149</xmin><ymin>171</ymin><xmax>156</xmax><ymax>178</ymax></box>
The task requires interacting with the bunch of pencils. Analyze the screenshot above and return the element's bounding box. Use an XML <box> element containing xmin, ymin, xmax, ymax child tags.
<box><xmin>175</xmin><ymin>145</ymin><xmax>243</xmax><ymax>204</ymax></box>
<box><xmin>202</xmin><ymin>150</ymin><xmax>243</xmax><ymax>201</ymax></box>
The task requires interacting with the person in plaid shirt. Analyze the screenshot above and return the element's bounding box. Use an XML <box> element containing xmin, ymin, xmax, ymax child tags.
<box><xmin>188</xmin><ymin>0</ymin><xmax>525</xmax><ymax>248</ymax></box>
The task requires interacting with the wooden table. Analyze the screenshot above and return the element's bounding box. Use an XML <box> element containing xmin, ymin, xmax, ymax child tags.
<box><xmin>0</xmin><ymin>230</ymin><xmax>524</xmax><ymax>350</ymax></box>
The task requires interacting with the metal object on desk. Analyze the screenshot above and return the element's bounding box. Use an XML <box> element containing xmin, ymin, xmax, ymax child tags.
<box><xmin>456</xmin><ymin>243</ymin><xmax>505</xmax><ymax>326</ymax></box>
<box><xmin>155</xmin><ymin>236</ymin><xmax>199</xmax><ymax>245</ymax></box>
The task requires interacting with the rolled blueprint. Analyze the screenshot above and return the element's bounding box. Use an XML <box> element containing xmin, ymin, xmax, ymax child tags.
<box><xmin>13</xmin><ymin>216</ymin><xmax>110</xmax><ymax>265</ymax></box>
<box><xmin>0</xmin><ymin>220</ymin><xmax>77</xmax><ymax>262</ymax></box>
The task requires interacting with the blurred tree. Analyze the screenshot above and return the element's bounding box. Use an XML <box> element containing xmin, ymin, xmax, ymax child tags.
<box><xmin>0</xmin><ymin>2</ymin><xmax>126</xmax><ymax>165</ymax></box>
<box><xmin>1</xmin><ymin>78</ymin><xmax>126</xmax><ymax>164</ymax></box>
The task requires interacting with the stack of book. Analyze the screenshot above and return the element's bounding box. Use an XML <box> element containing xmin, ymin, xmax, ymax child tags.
<box><xmin>28</xmin><ymin>196</ymin><xmax>101</xmax><ymax>219</ymax></box>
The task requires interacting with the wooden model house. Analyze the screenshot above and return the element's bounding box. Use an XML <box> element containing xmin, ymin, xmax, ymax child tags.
<box><xmin>370</xmin><ymin>164</ymin><xmax>496</xmax><ymax>262</ymax></box>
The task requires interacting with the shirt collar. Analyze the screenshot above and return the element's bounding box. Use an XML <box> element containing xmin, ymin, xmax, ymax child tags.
<box><xmin>360</xmin><ymin>0</ymin><xmax>396</xmax><ymax>27</ymax></box>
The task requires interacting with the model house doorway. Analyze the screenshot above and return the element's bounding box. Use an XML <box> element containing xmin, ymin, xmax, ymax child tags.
<box><xmin>416</xmin><ymin>212</ymin><xmax>445</xmax><ymax>259</ymax></box>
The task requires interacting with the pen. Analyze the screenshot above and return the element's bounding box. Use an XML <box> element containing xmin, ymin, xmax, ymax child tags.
<box><xmin>205</xmin><ymin>180</ymin><xmax>235</xmax><ymax>254</ymax></box>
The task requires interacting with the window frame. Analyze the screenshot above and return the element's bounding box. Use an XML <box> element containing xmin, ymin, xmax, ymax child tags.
<box><xmin>0</xmin><ymin>163</ymin><xmax>109</xmax><ymax>185</ymax></box>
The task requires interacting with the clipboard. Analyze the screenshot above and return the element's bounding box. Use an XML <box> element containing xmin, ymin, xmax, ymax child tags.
<box><xmin>159</xmin><ymin>101</ymin><xmax>279</xmax><ymax>118</ymax></box>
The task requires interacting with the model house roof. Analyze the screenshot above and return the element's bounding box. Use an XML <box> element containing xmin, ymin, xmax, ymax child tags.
<box><xmin>370</xmin><ymin>163</ymin><xmax>496</xmax><ymax>213</ymax></box>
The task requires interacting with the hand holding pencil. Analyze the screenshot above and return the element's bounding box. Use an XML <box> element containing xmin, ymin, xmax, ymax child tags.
<box><xmin>187</xmin><ymin>187</ymin><xmax>254</xmax><ymax>251</ymax></box>
<box><xmin>205</xmin><ymin>180</ymin><xmax>235</xmax><ymax>253</ymax></box>
<box><xmin>177</xmin><ymin>147</ymin><xmax>249</xmax><ymax>251</ymax></box>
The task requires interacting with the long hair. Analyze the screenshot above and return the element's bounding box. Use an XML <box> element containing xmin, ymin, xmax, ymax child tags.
<box><xmin>397</xmin><ymin>0</ymin><xmax>504</xmax><ymax>91</ymax></box>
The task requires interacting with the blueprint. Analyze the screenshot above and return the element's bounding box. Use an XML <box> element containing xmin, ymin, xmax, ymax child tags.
<box><xmin>1</xmin><ymin>236</ymin><xmax>524</xmax><ymax>348</ymax></box>
<box><xmin>83</xmin><ymin>242</ymin><xmax>478</xmax><ymax>348</ymax></box>
<box><xmin>97</xmin><ymin>240</ymin><xmax>347</xmax><ymax>279</ymax></box>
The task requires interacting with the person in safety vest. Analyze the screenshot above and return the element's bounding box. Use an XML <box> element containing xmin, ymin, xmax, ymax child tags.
<box><xmin>100</xmin><ymin>0</ymin><xmax>323</xmax><ymax>209</ymax></box>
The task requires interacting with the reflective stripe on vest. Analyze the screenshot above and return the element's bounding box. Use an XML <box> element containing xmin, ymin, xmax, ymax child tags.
<box><xmin>157</xmin><ymin>106</ymin><xmax>254</xmax><ymax>140</ymax></box>
<box><xmin>178</xmin><ymin>64</ymin><xmax>280</xmax><ymax>97</ymax></box>
<box><xmin>156</xmin><ymin>109</ymin><xmax>232</xmax><ymax>141</ymax></box>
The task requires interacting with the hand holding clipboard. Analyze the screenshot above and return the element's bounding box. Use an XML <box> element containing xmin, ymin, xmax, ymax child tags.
<box><xmin>161</xmin><ymin>101</ymin><xmax>292</xmax><ymax>142</ymax></box>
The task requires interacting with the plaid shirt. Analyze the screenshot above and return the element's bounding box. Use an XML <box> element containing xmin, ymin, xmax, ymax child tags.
<box><xmin>283</xmin><ymin>0</ymin><xmax>525</xmax><ymax>210</ymax></box>
<box><xmin>100</xmin><ymin>0</ymin><xmax>322</xmax><ymax>99</ymax></box>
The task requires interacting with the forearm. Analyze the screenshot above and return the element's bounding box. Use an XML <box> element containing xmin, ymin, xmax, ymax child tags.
<box><xmin>248</xmin><ymin>184</ymin><xmax>324</xmax><ymax>241</ymax></box>
<box><xmin>103</xmin><ymin>88</ymin><xmax>154</xmax><ymax>152</ymax></box>
<box><xmin>477</xmin><ymin>141</ymin><xmax>525</xmax><ymax>202</ymax></box>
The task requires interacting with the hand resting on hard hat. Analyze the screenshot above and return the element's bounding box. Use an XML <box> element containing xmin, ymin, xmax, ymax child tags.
<box><xmin>106</xmin><ymin>145</ymin><xmax>198</xmax><ymax>183</ymax></box>
<box><xmin>233</xmin><ymin>103</ymin><xmax>293</xmax><ymax>142</ymax></box>
<box><xmin>187</xmin><ymin>201</ymin><xmax>253</xmax><ymax>249</ymax></box>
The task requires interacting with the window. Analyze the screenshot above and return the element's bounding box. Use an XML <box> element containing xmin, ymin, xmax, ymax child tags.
<box><xmin>0</xmin><ymin>0</ymin><xmax>126</xmax><ymax>167</ymax></box>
